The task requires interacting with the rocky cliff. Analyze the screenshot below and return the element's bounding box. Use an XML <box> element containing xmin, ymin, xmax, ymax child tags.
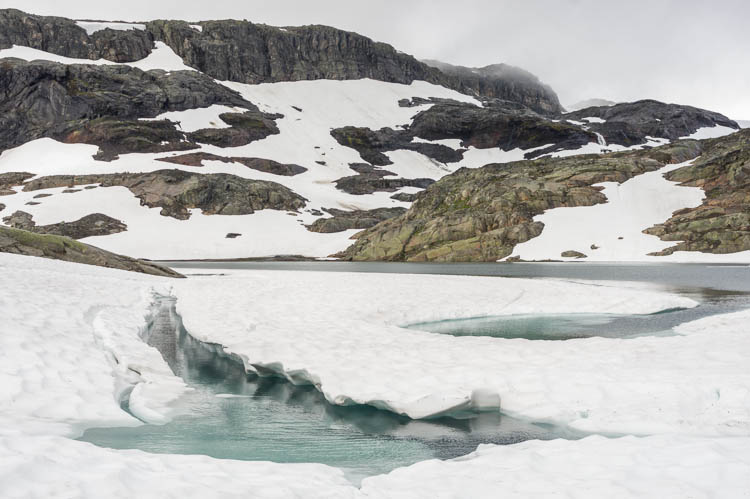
<box><xmin>0</xmin><ymin>9</ymin><xmax>562</xmax><ymax>114</ymax></box>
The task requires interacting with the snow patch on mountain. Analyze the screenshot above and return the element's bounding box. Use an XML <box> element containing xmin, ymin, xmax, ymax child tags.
<box><xmin>508</xmin><ymin>160</ymin><xmax>705</xmax><ymax>261</ymax></box>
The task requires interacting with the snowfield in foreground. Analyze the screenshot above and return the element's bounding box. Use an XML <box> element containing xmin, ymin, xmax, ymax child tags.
<box><xmin>1</xmin><ymin>253</ymin><xmax>749</xmax><ymax>497</ymax></box>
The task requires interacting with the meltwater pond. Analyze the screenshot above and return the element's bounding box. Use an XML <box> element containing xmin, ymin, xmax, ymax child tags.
<box><xmin>82</xmin><ymin>262</ymin><xmax>750</xmax><ymax>480</ymax></box>
<box><xmin>79</xmin><ymin>297</ymin><xmax>575</xmax><ymax>481</ymax></box>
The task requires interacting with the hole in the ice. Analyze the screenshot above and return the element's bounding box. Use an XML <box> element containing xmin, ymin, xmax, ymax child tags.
<box><xmin>406</xmin><ymin>310</ymin><xmax>689</xmax><ymax>341</ymax></box>
<box><xmin>78</xmin><ymin>296</ymin><xmax>582</xmax><ymax>481</ymax></box>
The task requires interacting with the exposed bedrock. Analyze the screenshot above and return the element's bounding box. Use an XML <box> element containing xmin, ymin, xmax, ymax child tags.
<box><xmin>2</xmin><ymin>210</ymin><xmax>127</xmax><ymax>239</ymax></box>
<box><xmin>331</xmin><ymin>126</ymin><xmax>464</xmax><ymax>165</ymax></box>
<box><xmin>334</xmin><ymin>173</ymin><xmax>434</xmax><ymax>196</ymax></box>
<box><xmin>21</xmin><ymin>169</ymin><xmax>307</xmax><ymax>220</ymax></box>
<box><xmin>0</xmin><ymin>172</ymin><xmax>35</xmax><ymax>195</ymax></box>
<box><xmin>156</xmin><ymin>153</ymin><xmax>306</xmax><ymax>176</ymax></box>
<box><xmin>332</xmin><ymin>101</ymin><xmax>595</xmax><ymax>165</ymax></box>
<box><xmin>306</xmin><ymin>207</ymin><xmax>407</xmax><ymax>233</ymax></box>
<box><xmin>645</xmin><ymin>129</ymin><xmax>750</xmax><ymax>254</ymax></box>
<box><xmin>564</xmin><ymin>100</ymin><xmax>739</xmax><ymax>146</ymax></box>
<box><xmin>337</xmin><ymin>141</ymin><xmax>703</xmax><ymax>262</ymax></box>
<box><xmin>408</xmin><ymin>101</ymin><xmax>594</xmax><ymax>157</ymax></box>
<box><xmin>0</xmin><ymin>58</ymin><xmax>273</xmax><ymax>152</ymax></box>
<box><xmin>0</xmin><ymin>226</ymin><xmax>184</xmax><ymax>277</ymax></box>
<box><xmin>0</xmin><ymin>9</ymin><xmax>153</xmax><ymax>62</ymax></box>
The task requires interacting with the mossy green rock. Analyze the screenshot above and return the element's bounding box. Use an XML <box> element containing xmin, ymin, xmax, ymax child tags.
<box><xmin>339</xmin><ymin>141</ymin><xmax>703</xmax><ymax>262</ymax></box>
<box><xmin>0</xmin><ymin>226</ymin><xmax>183</xmax><ymax>277</ymax></box>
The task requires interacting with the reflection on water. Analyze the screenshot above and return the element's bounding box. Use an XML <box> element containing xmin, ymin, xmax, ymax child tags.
<box><xmin>79</xmin><ymin>298</ymin><xmax>575</xmax><ymax>481</ymax></box>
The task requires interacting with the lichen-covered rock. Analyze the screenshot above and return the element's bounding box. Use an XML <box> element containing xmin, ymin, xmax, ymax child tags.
<box><xmin>645</xmin><ymin>129</ymin><xmax>750</xmax><ymax>254</ymax></box>
<box><xmin>0</xmin><ymin>226</ymin><xmax>183</xmax><ymax>277</ymax></box>
<box><xmin>338</xmin><ymin>141</ymin><xmax>703</xmax><ymax>262</ymax></box>
<box><xmin>334</xmin><ymin>173</ymin><xmax>434</xmax><ymax>195</ymax></box>
<box><xmin>3</xmin><ymin>210</ymin><xmax>127</xmax><ymax>239</ymax></box>
<box><xmin>0</xmin><ymin>172</ymin><xmax>34</xmax><ymax>195</ymax></box>
<box><xmin>561</xmin><ymin>250</ymin><xmax>587</xmax><ymax>258</ymax></box>
<box><xmin>306</xmin><ymin>207</ymin><xmax>407</xmax><ymax>233</ymax></box>
<box><xmin>21</xmin><ymin>169</ymin><xmax>307</xmax><ymax>220</ymax></box>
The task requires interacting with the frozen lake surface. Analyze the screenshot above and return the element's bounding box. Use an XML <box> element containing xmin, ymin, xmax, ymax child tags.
<box><xmin>80</xmin><ymin>262</ymin><xmax>750</xmax><ymax>479</ymax></box>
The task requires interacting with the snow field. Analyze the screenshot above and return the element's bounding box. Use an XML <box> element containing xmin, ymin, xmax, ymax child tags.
<box><xmin>1</xmin><ymin>254</ymin><xmax>749</xmax><ymax>497</ymax></box>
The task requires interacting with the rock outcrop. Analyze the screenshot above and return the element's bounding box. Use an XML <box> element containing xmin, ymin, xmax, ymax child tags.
<box><xmin>337</xmin><ymin>141</ymin><xmax>703</xmax><ymax>262</ymax></box>
<box><xmin>0</xmin><ymin>9</ymin><xmax>152</xmax><ymax>62</ymax></box>
<box><xmin>565</xmin><ymin>100</ymin><xmax>739</xmax><ymax>146</ymax></box>
<box><xmin>306</xmin><ymin>207</ymin><xmax>407</xmax><ymax>233</ymax></box>
<box><xmin>645</xmin><ymin>129</ymin><xmax>750</xmax><ymax>254</ymax></box>
<box><xmin>157</xmin><ymin>153</ymin><xmax>306</xmax><ymax>176</ymax></box>
<box><xmin>3</xmin><ymin>210</ymin><xmax>127</xmax><ymax>239</ymax></box>
<box><xmin>21</xmin><ymin>169</ymin><xmax>307</xmax><ymax>220</ymax></box>
<box><xmin>0</xmin><ymin>226</ymin><xmax>183</xmax><ymax>277</ymax></box>
<box><xmin>0</xmin><ymin>58</ymin><xmax>269</xmax><ymax>152</ymax></box>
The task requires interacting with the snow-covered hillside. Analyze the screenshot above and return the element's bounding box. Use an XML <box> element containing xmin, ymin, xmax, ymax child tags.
<box><xmin>0</xmin><ymin>32</ymin><xmax>744</xmax><ymax>262</ymax></box>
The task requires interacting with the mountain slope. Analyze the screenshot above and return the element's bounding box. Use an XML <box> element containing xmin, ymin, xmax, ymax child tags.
<box><xmin>0</xmin><ymin>9</ymin><xmax>744</xmax><ymax>262</ymax></box>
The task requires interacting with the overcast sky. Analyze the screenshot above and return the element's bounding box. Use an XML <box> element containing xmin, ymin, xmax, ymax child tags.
<box><xmin>8</xmin><ymin>0</ymin><xmax>750</xmax><ymax>118</ymax></box>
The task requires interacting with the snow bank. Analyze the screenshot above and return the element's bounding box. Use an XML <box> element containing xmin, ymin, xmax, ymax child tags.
<box><xmin>680</xmin><ymin>125</ymin><xmax>738</xmax><ymax>140</ymax></box>
<box><xmin>0</xmin><ymin>253</ymin><xmax>184</xmax><ymax>435</ymax></box>
<box><xmin>360</xmin><ymin>435</ymin><xmax>750</xmax><ymax>499</ymax></box>
<box><xmin>166</xmin><ymin>268</ymin><xmax>750</xmax><ymax>436</ymax></box>
<box><xmin>140</xmin><ymin>105</ymin><xmax>249</xmax><ymax>132</ymax></box>
<box><xmin>0</xmin><ymin>41</ymin><xmax>192</xmax><ymax>72</ymax></box>
<box><xmin>0</xmin><ymin>434</ymin><xmax>356</xmax><ymax>499</ymax></box>
<box><xmin>0</xmin><ymin>45</ymin><xmax>116</xmax><ymax>65</ymax></box>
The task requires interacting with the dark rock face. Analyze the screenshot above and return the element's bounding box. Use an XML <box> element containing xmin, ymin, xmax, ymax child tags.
<box><xmin>423</xmin><ymin>60</ymin><xmax>562</xmax><ymax>115</ymax></box>
<box><xmin>565</xmin><ymin>100</ymin><xmax>739</xmax><ymax>146</ymax></box>
<box><xmin>0</xmin><ymin>9</ymin><xmax>153</xmax><ymax>62</ymax></box>
<box><xmin>645</xmin><ymin>129</ymin><xmax>750</xmax><ymax>254</ymax></box>
<box><xmin>0</xmin><ymin>226</ymin><xmax>184</xmax><ymax>277</ymax></box>
<box><xmin>3</xmin><ymin>210</ymin><xmax>127</xmax><ymax>239</ymax></box>
<box><xmin>306</xmin><ymin>207</ymin><xmax>407</xmax><ymax>233</ymax></box>
<box><xmin>157</xmin><ymin>153</ymin><xmax>306</xmax><ymax>176</ymax></box>
<box><xmin>0</xmin><ymin>9</ymin><xmax>564</xmax><ymax>113</ymax></box>
<box><xmin>0</xmin><ymin>58</ymin><xmax>261</xmax><ymax>152</ymax></box>
<box><xmin>331</xmin><ymin>126</ymin><xmax>464</xmax><ymax>165</ymax></box>
<box><xmin>21</xmin><ymin>169</ymin><xmax>307</xmax><ymax>220</ymax></box>
<box><xmin>63</xmin><ymin>119</ymin><xmax>198</xmax><ymax>161</ymax></box>
<box><xmin>147</xmin><ymin>20</ymin><xmax>442</xmax><ymax>86</ymax></box>
<box><xmin>337</xmin><ymin>141</ymin><xmax>703</xmax><ymax>262</ymax></box>
<box><xmin>185</xmin><ymin>111</ymin><xmax>281</xmax><ymax>148</ymax></box>
<box><xmin>409</xmin><ymin>101</ymin><xmax>595</xmax><ymax>157</ymax></box>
